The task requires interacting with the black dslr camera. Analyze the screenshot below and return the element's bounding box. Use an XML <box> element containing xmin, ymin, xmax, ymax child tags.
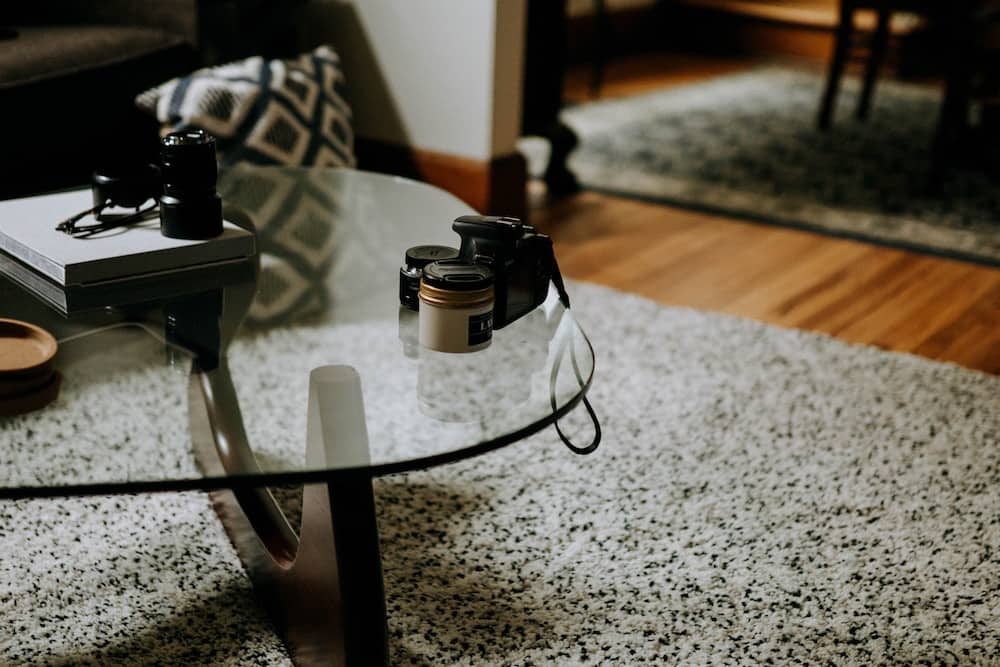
<box><xmin>452</xmin><ymin>215</ymin><xmax>568</xmax><ymax>329</ymax></box>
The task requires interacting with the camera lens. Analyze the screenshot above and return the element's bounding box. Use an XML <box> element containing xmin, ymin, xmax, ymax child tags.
<box><xmin>158</xmin><ymin>129</ymin><xmax>223</xmax><ymax>239</ymax></box>
<box><xmin>399</xmin><ymin>245</ymin><xmax>459</xmax><ymax>310</ymax></box>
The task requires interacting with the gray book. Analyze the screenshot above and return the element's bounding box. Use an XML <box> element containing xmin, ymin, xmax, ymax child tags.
<box><xmin>0</xmin><ymin>188</ymin><xmax>256</xmax><ymax>286</ymax></box>
<box><xmin>0</xmin><ymin>251</ymin><xmax>256</xmax><ymax>314</ymax></box>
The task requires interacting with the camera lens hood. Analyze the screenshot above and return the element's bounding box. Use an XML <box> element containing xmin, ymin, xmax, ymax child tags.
<box><xmin>160</xmin><ymin>130</ymin><xmax>218</xmax><ymax>197</ymax></box>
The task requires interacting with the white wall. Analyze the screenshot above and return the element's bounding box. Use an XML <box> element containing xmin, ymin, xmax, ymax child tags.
<box><xmin>301</xmin><ymin>0</ymin><xmax>526</xmax><ymax>162</ymax></box>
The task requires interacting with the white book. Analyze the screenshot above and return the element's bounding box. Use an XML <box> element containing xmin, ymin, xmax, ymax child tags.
<box><xmin>0</xmin><ymin>188</ymin><xmax>256</xmax><ymax>286</ymax></box>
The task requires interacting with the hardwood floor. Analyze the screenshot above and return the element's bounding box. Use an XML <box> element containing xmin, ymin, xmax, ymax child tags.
<box><xmin>532</xmin><ymin>55</ymin><xmax>1000</xmax><ymax>374</ymax></box>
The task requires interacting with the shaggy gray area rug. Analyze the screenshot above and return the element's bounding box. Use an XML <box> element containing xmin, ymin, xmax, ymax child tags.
<box><xmin>1</xmin><ymin>281</ymin><xmax>998</xmax><ymax>665</ymax></box>
<box><xmin>524</xmin><ymin>66</ymin><xmax>1000</xmax><ymax>265</ymax></box>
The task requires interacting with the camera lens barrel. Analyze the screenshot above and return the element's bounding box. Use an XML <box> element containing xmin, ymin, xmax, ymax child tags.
<box><xmin>160</xmin><ymin>193</ymin><xmax>223</xmax><ymax>240</ymax></box>
<box><xmin>399</xmin><ymin>245</ymin><xmax>459</xmax><ymax>310</ymax></box>
<box><xmin>160</xmin><ymin>130</ymin><xmax>218</xmax><ymax>195</ymax></box>
<box><xmin>159</xmin><ymin>129</ymin><xmax>223</xmax><ymax>240</ymax></box>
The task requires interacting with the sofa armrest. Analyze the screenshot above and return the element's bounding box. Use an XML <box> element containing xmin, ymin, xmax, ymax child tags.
<box><xmin>8</xmin><ymin>1</ymin><xmax>198</xmax><ymax>44</ymax></box>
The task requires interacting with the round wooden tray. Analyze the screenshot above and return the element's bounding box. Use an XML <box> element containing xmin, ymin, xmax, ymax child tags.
<box><xmin>0</xmin><ymin>319</ymin><xmax>59</xmax><ymax>414</ymax></box>
<box><xmin>0</xmin><ymin>372</ymin><xmax>62</xmax><ymax>417</ymax></box>
<box><xmin>0</xmin><ymin>368</ymin><xmax>54</xmax><ymax>399</ymax></box>
<box><xmin>0</xmin><ymin>318</ymin><xmax>58</xmax><ymax>378</ymax></box>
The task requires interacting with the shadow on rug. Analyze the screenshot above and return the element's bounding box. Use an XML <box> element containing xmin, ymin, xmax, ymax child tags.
<box><xmin>528</xmin><ymin>66</ymin><xmax>1000</xmax><ymax>265</ymax></box>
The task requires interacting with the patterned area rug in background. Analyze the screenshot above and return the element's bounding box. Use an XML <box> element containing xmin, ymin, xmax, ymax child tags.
<box><xmin>529</xmin><ymin>66</ymin><xmax>1000</xmax><ymax>265</ymax></box>
<box><xmin>2</xmin><ymin>281</ymin><xmax>998</xmax><ymax>665</ymax></box>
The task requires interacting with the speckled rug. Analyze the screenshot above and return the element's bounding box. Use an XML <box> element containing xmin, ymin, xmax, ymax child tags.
<box><xmin>524</xmin><ymin>66</ymin><xmax>1000</xmax><ymax>265</ymax></box>
<box><xmin>2</xmin><ymin>281</ymin><xmax>998</xmax><ymax>665</ymax></box>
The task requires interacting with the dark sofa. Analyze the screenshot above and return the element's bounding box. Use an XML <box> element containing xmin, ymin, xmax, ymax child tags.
<box><xmin>0</xmin><ymin>1</ymin><xmax>302</xmax><ymax>200</ymax></box>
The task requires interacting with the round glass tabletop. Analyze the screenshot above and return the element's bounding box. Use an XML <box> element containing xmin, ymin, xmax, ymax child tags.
<box><xmin>0</xmin><ymin>167</ymin><xmax>595</xmax><ymax>498</ymax></box>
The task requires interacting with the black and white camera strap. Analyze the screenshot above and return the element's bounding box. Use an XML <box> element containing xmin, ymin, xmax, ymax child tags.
<box><xmin>548</xmin><ymin>306</ymin><xmax>602</xmax><ymax>456</ymax></box>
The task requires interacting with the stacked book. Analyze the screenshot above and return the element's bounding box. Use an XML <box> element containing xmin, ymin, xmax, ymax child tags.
<box><xmin>0</xmin><ymin>188</ymin><xmax>256</xmax><ymax>313</ymax></box>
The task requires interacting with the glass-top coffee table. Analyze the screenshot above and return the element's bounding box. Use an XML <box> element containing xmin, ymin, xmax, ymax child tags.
<box><xmin>0</xmin><ymin>166</ymin><xmax>596</xmax><ymax>665</ymax></box>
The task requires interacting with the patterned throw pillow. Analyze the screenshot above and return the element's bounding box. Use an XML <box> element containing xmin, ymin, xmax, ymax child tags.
<box><xmin>135</xmin><ymin>46</ymin><xmax>355</xmax><ymax>168</ymax></box>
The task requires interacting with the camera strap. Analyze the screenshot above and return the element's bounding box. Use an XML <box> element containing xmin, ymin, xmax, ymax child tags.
<box><xmin>549</xmin><ymin>313</ymin><xmax>601</xmax><ymax>455</ymax></box>
<box><xmin>545</xmin><ymin>242</ymin><xmax>572</xmax><ymax>310</ymax></box>
<box><xmin>553</xmin><ymin>394</ymin><xmax>601</xmax><ymax>455</ymax></box>
<box><xmin>56</xmin><ymin>165</ymin><xmax>162</xmax><ymax>236</ymax></box>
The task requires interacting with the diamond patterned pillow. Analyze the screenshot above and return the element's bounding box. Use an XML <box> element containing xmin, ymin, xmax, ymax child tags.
<box><xmin>136</xmin><ymin>46</ymin><xmax>355</xmax><ymax>168</ymax></box>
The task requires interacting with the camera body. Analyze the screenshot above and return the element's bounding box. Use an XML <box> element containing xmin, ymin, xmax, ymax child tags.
<box><xmin>452</xmin><ymin>215</ymin><xmax>555</xmax><ymax>329</ymax></box>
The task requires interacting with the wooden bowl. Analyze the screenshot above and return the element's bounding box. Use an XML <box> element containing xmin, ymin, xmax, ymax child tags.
<box><xmin>0</xmin><ymin>318</ymin><xmax>58</xmax><ymax>379</ymax></box>
<box><xmin>0</xmin><ymin>372</ymin><xmax>62</xmax><ymax>417</ymax></box>
<box><xmin>0</xmin><ymin>368</ymin><xmax>54</xmax><ymax>399</ymax></box>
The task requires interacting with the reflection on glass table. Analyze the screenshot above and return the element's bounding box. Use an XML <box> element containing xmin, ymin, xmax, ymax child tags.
<box><xmin>0</xmin><ymin>166</ymin><xmax>598</xmax><ymax>666</ymax></box>
<box><xmin>0</xmin><ymin>166</ymin><xmax>595</xmax><ymax>493</ymax></box>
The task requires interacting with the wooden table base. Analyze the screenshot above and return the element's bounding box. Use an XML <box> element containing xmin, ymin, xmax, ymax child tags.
<box><xmin>189</xmin><ymin>363</ymin><xmax>389</xmax><ymax>666</ymax></box>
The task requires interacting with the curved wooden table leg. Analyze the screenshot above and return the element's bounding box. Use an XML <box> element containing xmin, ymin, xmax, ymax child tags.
<box><xmin>189</xmin><ymin>364</ymin><xmax>389</xmax><ymax>666</ymax></box>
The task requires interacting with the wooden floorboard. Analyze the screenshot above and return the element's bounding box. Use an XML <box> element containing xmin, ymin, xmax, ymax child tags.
<box><xmin>537</xmin><ymin>191</ymin><xmax>1000</xmax><ymax>374</ymax></box>
<box><xmin>531</xmin><ymin>53</ymin><xmax>999</xmax><ymax>376</ymax></box>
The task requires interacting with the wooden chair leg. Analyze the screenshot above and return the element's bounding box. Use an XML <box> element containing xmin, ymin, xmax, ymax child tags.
<box><xmin>930</xmin><ymin>6</ymin><xmax>976</xmax><ymax>182</ymax></box>
<box><xmin>857</xmin><ymin>8</ymin><xmax>891</xmax><ymax>121</ymax></box>
<box><xmin>819</xmin><ymin>0</ymin><xmax>856</xmax><ymax>129</ymax></box>
<box><xmin>590</xmin><ymin>0</ymin><xmax>609</xmax><ymax>98</ymax></box>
